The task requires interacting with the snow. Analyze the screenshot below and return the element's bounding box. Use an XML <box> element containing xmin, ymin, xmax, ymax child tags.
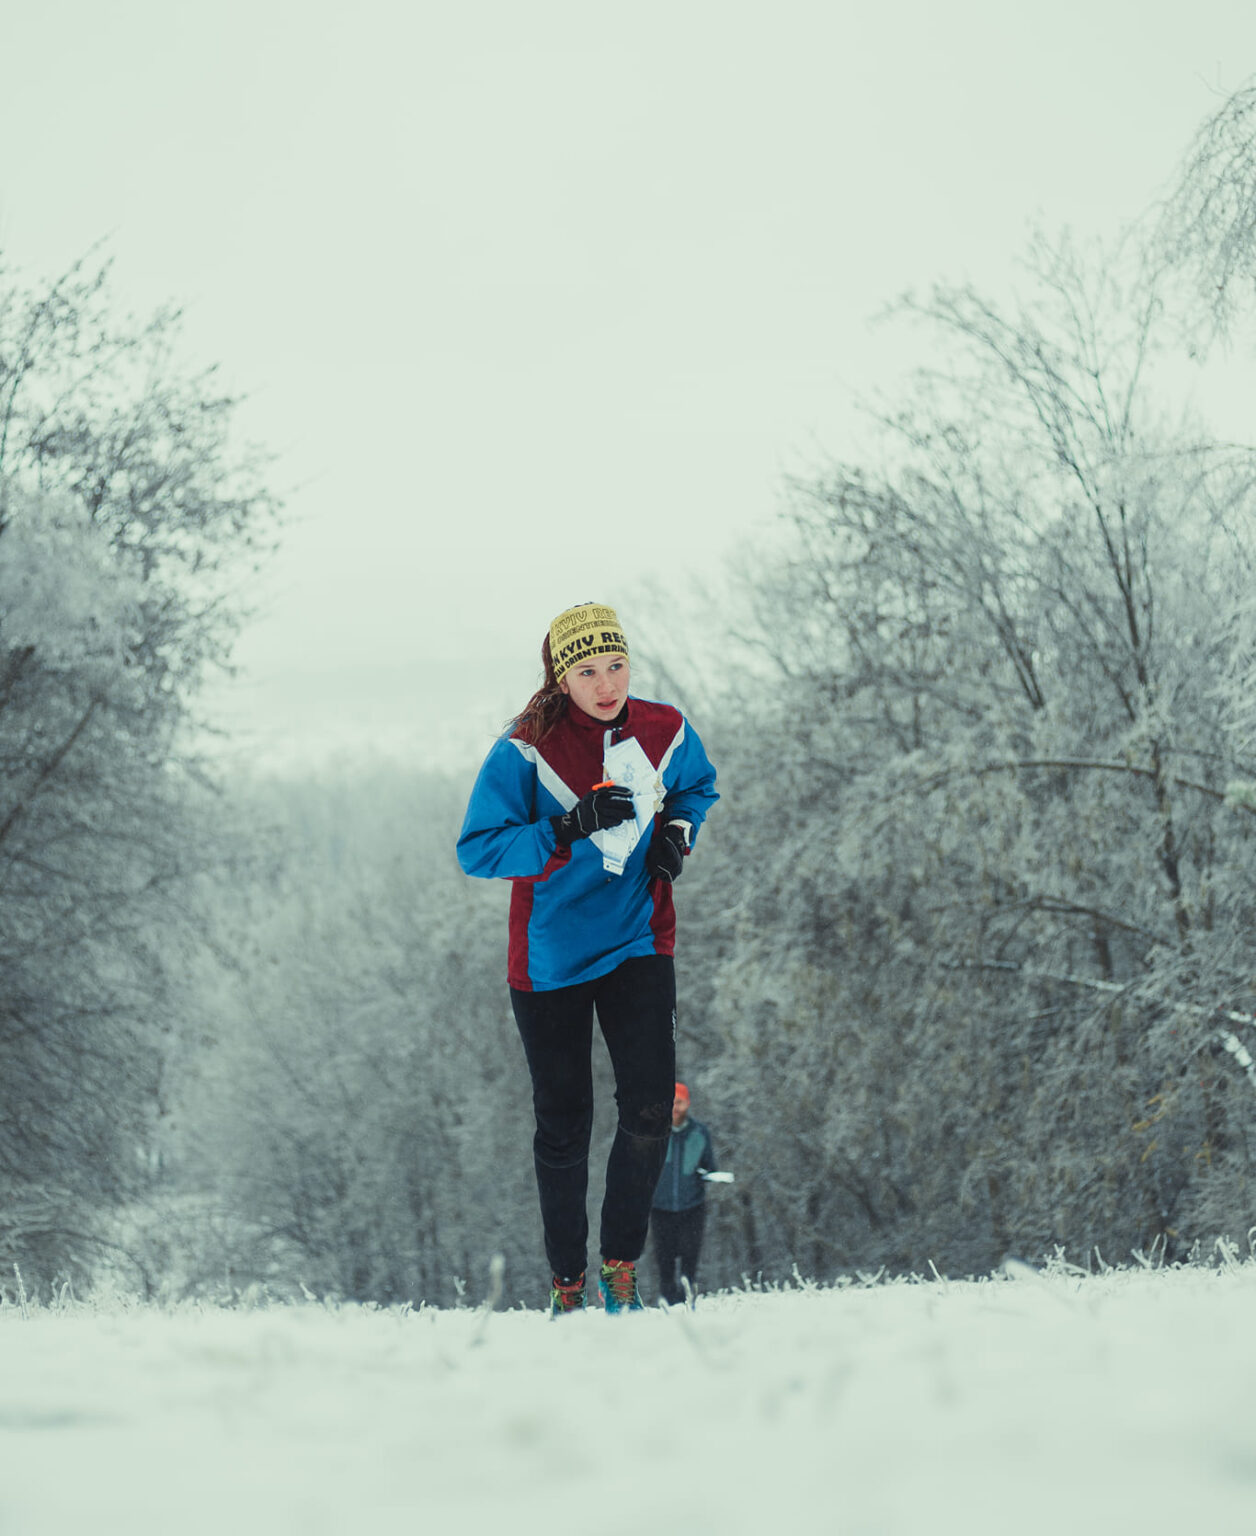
<box><xmin>3</xmin><ymin>1260</ymin><xmax>1255</xmax><ymax>1535</ymax></box>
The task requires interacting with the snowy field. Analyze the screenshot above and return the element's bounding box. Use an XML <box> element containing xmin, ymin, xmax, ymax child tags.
<box><xmin>3</xmin><ymin>1257</ymin><xmax>1255</xmax><ymax>1536</ymax></box>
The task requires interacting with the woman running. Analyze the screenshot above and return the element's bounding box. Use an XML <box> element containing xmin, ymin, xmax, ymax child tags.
<box><xmin>456</xmin><ymin>603</ymin><xmax>718</xmax><ymax>1314</ymax></box>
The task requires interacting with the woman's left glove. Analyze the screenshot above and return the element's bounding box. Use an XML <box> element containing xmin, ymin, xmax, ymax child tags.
<box><xmin>646</xmin><ymin>821</ymin><xmax>689</xmax><ymax>883</ymax></box>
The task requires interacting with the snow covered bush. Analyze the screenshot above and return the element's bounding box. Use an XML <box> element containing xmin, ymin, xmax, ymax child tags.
<box><xmin>167</xmin><ymin>769</ymin><xmax>541</xmax><ymax>1307</ymax></box>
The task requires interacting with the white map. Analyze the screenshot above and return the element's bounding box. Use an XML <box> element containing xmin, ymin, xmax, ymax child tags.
<box><xmin>591</xmin><ymin>734</ymin><xmax>665</xmax><ymax>875</ymax></box>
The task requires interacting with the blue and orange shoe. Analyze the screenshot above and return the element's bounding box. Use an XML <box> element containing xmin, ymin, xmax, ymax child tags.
<box><xmin>549</xmin><ymin>1272</ymin><xmax>586</xmax><ymax>1318</ymax></box>
<box><xmin>598</xmin><ymin>1259</ymin><xmax>644</xmax><ymax>1313</ymax></box>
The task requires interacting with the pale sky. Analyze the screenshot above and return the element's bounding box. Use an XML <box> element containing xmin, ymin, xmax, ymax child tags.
<box><xmin>2</xmin><ymin>2</ymin><xmax>1253</xmax><ymax>771</ymax></box>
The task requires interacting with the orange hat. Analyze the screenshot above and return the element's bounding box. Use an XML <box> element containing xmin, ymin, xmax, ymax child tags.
<box><xmin>674</xmin><ymin>1082</ymin><xmax>690</xmax><ymax>1105</ymax></box>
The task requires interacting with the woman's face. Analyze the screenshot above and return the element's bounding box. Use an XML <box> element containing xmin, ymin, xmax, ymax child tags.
<box><xmin>560</xmin><ymin>653</ymin><xmax>630</xmax><ymax>721</ymax></box>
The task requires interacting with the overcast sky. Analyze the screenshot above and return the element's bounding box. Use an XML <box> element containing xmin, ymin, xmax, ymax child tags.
<box><xmin>2</xmin><ymin>2</ymin><xmax>1253</xmax><ymax>771</ymax></box>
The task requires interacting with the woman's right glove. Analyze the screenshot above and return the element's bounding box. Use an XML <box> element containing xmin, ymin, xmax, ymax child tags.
<box><xmin>552</xmin><ymin>783</ymin><xmax>636</xmax><ymax>846</ymax></box>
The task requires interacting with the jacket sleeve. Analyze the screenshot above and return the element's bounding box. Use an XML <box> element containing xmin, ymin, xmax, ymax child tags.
<box><xmin>703</xmin><ymin>1126</ymin><xmax>717</xmax><ymax>1174</ymax></box>
<box><xmin>662</xmin><ymin>716</ymin><xmax>719</xmax><ymax>846</ymax></box>
<box><xmin>456</xmin><ymin>736</ymin><xmax>567</xmax><ymax>881</ymax></box>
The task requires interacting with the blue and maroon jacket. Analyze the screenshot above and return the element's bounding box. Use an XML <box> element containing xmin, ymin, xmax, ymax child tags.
<box><xmin>456</xmin><ymin>696</ymin><xmax>718</xmax><ymax>992</ymax></box>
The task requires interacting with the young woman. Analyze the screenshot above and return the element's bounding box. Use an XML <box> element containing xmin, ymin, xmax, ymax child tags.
<box><xmin>456</xmin><ymin>603</ymin><xmax>718</xmax><ymax>1314</ymax></box>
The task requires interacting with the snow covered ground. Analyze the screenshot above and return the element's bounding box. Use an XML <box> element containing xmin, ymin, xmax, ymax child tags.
<box><xmin>3</xmin><ymin>1256</ymin><xmax>1255</xmax><ymax>1536</ymax></box>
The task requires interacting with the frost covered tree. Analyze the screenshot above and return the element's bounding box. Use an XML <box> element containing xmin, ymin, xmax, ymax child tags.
<box><xmin>678</xmin><ymin>222</ymin><xmax>1256</xmax><ymax>1280</ymax></box>
<box><xmin>168</xmin><ymin>770</ymin><xmax>540</xmax><ymax>1307</ymax></box>
<box><xmin>1157</xmin><ymin>79</ymin><xmax>1256</xmax><ymax>811</ymax></box>
<box><xmin>0</xmin><ymin>254</ymin><xmax>277</xmax><ymax>1284</ymax></box>
<box><xmin>1159</xmin><ymin>76</ymin><xmax>1256</xmax><ymax>338</ymax></box>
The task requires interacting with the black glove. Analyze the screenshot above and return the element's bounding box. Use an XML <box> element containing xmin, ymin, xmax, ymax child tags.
<box><xmin>552</xmin><ymin>783</ymin><xmax>636</xmax><ymax>846</ymax></box>
<box><xmin>646</xmin><ymin>821</ymin><xmax>688</xmax><ymax>883</ymax></box>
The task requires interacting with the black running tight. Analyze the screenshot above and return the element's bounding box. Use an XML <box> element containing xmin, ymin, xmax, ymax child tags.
<box><xmin>510</xmin><ymin>954</ymin><xmax>676</xmax><ymax>1281</ymax></box>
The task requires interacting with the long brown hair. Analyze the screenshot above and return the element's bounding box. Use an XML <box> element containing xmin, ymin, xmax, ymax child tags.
<box><xmin>508</xmin><ymin>632</ymin><xmax>569</xmax><ymax>745</ymax></box>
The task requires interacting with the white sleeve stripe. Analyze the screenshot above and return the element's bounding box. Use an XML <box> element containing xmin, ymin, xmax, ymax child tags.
<box><xmin>509</xmin><ymin>737</ymin><xmax>578</xmax><ymax>812</ymax></box>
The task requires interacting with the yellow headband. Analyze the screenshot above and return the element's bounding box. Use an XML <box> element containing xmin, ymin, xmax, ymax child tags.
<box><xmin>548</xmin><ymin>603</ymin><xmax>629</xmax><ymax>684</ymax></box>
